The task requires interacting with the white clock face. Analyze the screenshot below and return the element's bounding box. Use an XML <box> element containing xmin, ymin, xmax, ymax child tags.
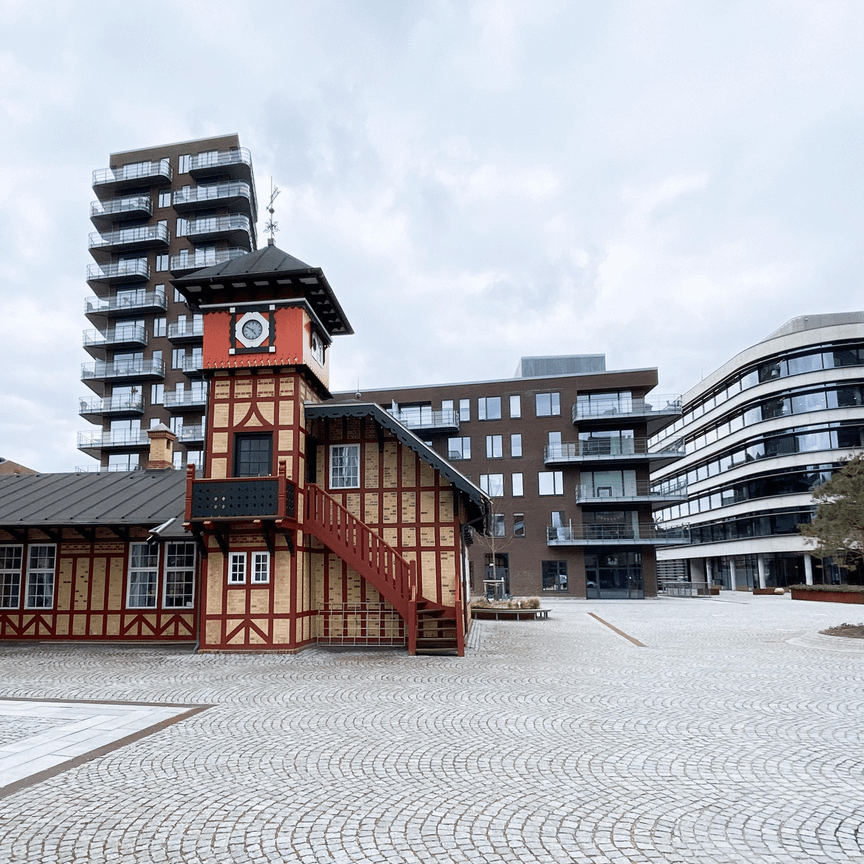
<box><xmin>235</xmin><ymin>311</ymin><xmax>269</xmax><ymax>348</ymax></box>
<box><xmin>242</xmin><ymin>319</ymin><xmax>263</xmax><ymax>341</ymax></box>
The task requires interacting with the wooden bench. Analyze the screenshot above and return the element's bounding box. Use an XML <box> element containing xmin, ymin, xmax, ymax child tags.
<box><xmin>471</xmin><ymin>607</ymin><xmax>550</xmax><ymax>621</ymax></box>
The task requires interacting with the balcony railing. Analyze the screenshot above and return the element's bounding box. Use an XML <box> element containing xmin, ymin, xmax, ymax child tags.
<box><xmin>163</xmin><ymin>390</ymin><xmax>207</xmax><ymax>409</ymax></box>
<box><xmin>90</xmin><ymin>195</ymin><xmax>152</xmax><ymax>224</ymax></box>
<box><xmin>169</xmin><ymin>247</ymin><xmax>248</xmax><ymax>274</ymax></box>
<box><xmin>81</xmin><ymin>359</ymin><xmax>165</xmax><ymax>381</ymax></box>
<box><xmin>89</xmin><ymin>223</ymin><xmax>169</xmax><ymax>251</ymax></box>
<box><xmin>176</xmin><ymin>425</ymin><xmax>205</xmax><ymax>443</ymax></box>
<box><xmin>573</xmin><ymin>395</ymin><xmax>683</xmax><ymax>423</ymax></box>
<box><xmin>86</xmin><ymin>260</ymin><xmax>150</xmax><ymax>284</ymax></box>
<box><xmin>85</xmin><ymin>291</ymin><xmax>167</xmax><ymax>316</ymax></box>
<box><xmin>545</xmin><ymin>439</ymin><xmax>686</xmax><ymax>463</ymax></box>
<box><xmin>177</xmin><ymin>215</ymin><xmax>253</xmax><ymax>245</ymax></box>
<box><xmin>92</xmin><ymin>159</ymin><xmax>171</xmax><ymax>189</ymax></box>
<box><xmin>79</xmin><ymin>395</ymin><xmax>145</xmax><ymax>416</ymax></box>
<box><xmin>167</xmin><ymin>321</ymin><xmax>203</xmax><ymax>342</ymax></box>
<box><xmin>576</xmin><ymin>480</ymin><xmax>688</xmax><ymax>503</ymax></box>
<box><xmin>172</xmin><ymin>181</ymin><xmax>255</xmax><ymax>213</ymax></box>
<box><xmin>179</xmin><ymin>355</ymin><xmax>204</xmax><ymax>374</ymax></box>
<box><xmin>188</xmin><ymin>473</ymin><xmax>296</xmax><ymax>521</ymax></box>
<box><xmin>77</xmin><ymin>429</ymin><xmax>151</xmax><ymax>450</ymax></box>
<box><xmin>186</xmin><ymin>148</ymin><xmax>252</xmax><ymax>177</ymax></box>
<box><xmin>546</xmin><ymin>524</ymin><xmax>691</xmax><ymax>545</ymax></box>
<box><xmin>387</xmin><ymin>409</ymin><xmax>460</xmax><ymax>432</ymax></box>
<box><xmin>83</xmin><ymin>325</ymin><xmax>147</xmax><ymax>349</ymax></box>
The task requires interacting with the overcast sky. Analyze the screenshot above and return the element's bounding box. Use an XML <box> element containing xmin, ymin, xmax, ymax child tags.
<box><xmin>3</xmin><ymin>0</ymin><xmax>863</xmax><ymax>472</ymax></box>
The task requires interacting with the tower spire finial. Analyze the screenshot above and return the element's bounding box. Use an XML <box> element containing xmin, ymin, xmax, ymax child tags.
<box><xmin>265</xmin><ymin>178</ymin><xmax>280</xmax><ymax>245</ymax></box>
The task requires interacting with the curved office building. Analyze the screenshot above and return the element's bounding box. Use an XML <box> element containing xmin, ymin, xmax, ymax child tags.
<box><xmin>652</xmin><ymin>312</ymin><xmax>864</xmax><ymax>589</ymax></box>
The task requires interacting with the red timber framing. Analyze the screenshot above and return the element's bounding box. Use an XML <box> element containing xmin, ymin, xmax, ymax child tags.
<box><xmin>0</xmin><ymin>527</ymin><xmax>196</xmax><ymax>643</ymax></box>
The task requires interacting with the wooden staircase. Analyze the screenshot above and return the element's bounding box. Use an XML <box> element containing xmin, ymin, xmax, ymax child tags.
<box><xmin>304</xmin><ymin>484</ymin><xmax>464</xmax><ymax>655</ymax></box>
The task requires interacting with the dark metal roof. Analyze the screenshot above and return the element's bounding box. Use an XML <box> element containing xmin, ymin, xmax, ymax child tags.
<box><xmin>0</xmin><ymin>470</ymin><xmax>187</xmax><ymax>530</ymax></box>
<box><xmin>172</xmin><ymin>244</ymin><xmax>354</xmax><ymax>337</ymax></box>
<box><xmin>306</xmin><ymin>402</ymin><xmax>490</xmax><ymax>528</ymax></box>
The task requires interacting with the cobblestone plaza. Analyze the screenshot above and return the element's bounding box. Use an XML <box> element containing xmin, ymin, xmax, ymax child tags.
<box><xmin>0</xmin><ymin>595</ymin><xmax>862</xmax><ymax>863</ymax></box>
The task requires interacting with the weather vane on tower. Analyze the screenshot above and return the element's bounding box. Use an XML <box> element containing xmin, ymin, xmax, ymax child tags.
<box><xmin>265</xmin><ymin>178</ymin><xmax>280</xmax><ymax>244</ymax></box>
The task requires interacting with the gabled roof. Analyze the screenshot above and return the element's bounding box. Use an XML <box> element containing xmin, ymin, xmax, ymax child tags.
<box><xmin>172</xmin><ymin>243</ymin><xmax>354</xmax><ymax>337</ymax></box>
<box><xmin>306</xmin><ymin>402</ymin><xmax>490</xmax><ymax>529</ymax></box>
<box><xmin>0</xmin><ymin>470</ymin><xmax>187</xmax><ymax>532</ymax></box>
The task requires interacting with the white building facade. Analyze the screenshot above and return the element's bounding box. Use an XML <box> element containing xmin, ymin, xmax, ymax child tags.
<box><xmin>652</xmin><ymin>313</ymin><xmax>864</xmax><ymax>590</ymax></box>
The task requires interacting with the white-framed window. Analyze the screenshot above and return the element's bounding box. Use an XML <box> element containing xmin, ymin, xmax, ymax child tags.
<box><xmin>510</xmin><ymin>433</ymin><xmax>522</xmax><ymax>457</ymax></box>
<box><xmin>158</xmin><ymin>191</ymin><xmax>171</xmax><ymax>208</ymax></box>
<box><xmin>480</xmin><ymin>474</ymin><xmax>505</xmax><ymax>497</ymax></box>
<box><xmin>513</xmin><ymin>514</ymin><xmax>525</xmax><ymax>537</ymax></box>
<box><xmin>252</xmin><ymin>551</ymin><xmax>270</xmax><ymax>584</ymax></box>
<box><xmin>127</xmin><ymin>543</ymin><xmax>159</xmax><ymax>608</ymax></box>
<box><xmin>511</xmin><ymin>473</ymin><xmax>524</xmax><ymax>496</ymax></box>
<box><xmin>156</xmin><ymin>254</ymin><xmax>169</xmax><ymax>272</ymax></box>
<box><xmin>24</xmin><ymin>545</ymin><xmax>56</xmax><ymax>609</ymax></box>
<box><xmin>228</xmin><ymin>552</ymin><xmax>246</xmax><ymax>584</ymax></box>
<box><xmin>478</xmin><ymin>396</ymin><xmax>501</xmax><ymax>420</ymax></box>
<box><xmin>459</xmin><ymin>399</ymin><xmax>471</xmax><ymax>422</ymax></box>
<box><xmin>486</xmin><ymin>435</ymin><xmax>503</xmax><ymax>458</ymax></box>
<box><xmin>448</xmin><ymin>437</ymin><xmax>471</xmax><ymax>460</ymax></box>
<box><xmin>492</xmin><ymin>514</ymin><xmax>505</xmax><ymax>537</ymax></box>
<box><xmin>163</xmin><ymin>542</ymin><xmax>196</xmax><ymax>608</ymax></box>
<box><xmin>509</xmin><ymin>395</ymin><xmax>521</xmax><ymax>418</ymax></box>
<box><xmin>0</xmin><ymin>545</ymin><xmax>23</xmax><ymax>609</ymax></box>
<box><xmin>151</xmin><ymin>383</ymin><xmax>164</xmax><ymax>405</ymax></box>
<box><xmin>536</xmin><ymin>392</ymin><xmax>561</xmax><ymax>417</ymax></box>
<box><xmin>538</xmin><ymin>471</ymin><xmax>564</xmax><ymax>496</ymax></box>
<box><xmin>330</xmin><ymin>444</ymin><xmax>360</xmax><ymax>489</ymax></box>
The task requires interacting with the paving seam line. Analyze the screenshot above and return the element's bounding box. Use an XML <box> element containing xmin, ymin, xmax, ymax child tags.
<box><xmin>587</xmin><ymin>612</ymin><xmax>647</xmax><ymax>647</ymax></box>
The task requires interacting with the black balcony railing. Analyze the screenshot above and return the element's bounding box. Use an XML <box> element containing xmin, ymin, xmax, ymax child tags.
<box><xmin>188</xmin><ymin>475</ymin><xmax>296</xmax><ymax>521</ymax></box>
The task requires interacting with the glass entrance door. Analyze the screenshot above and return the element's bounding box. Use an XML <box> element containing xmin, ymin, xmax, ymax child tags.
<box><xmin>585</xmin><ymin>552</ymin><xmax>643</xmax><ymax>598</ymax></box>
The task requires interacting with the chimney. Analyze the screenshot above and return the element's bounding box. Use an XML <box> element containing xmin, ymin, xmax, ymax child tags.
<box><xmin>146</xmin><ymin>423</ymin><xmax>177</xmax><ymax>470</ymax></box>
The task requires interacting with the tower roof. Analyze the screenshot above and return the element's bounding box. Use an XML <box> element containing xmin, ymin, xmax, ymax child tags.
<box><xmin>172</xmin><ymin>244</ymin><xmax>354</xmax><ymax>337</ymax></box>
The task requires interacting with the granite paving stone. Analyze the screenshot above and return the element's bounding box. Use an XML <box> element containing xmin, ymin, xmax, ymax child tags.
<box><xmin>0</xmin><ymin>594</ymin><xmax>861</xmax><ymax>863</ymax></box>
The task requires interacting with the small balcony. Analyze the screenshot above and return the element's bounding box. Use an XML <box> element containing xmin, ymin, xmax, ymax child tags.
<box><xmin>573</xmin><ymin>395</ymin><xmax>682</xmax><ymax>434</ymax></box>
<box><xmin>546</xmin><ymin>524</ymin><xmax>690</xmax><ymax>546</ymax></box>
<box><xmin>79</xmin><ymin>394</ymin><xmax>145</xmax><ymax>420</ymax></box>
<box><xmin>83</xmin><ymin>325</ymin><xmax>147</xmax><ymax>356</ymax></box>
<box><xmin>88</xmin><ymin>223</ymin><xmax>170</xmax><ymax>256</ymax></box>
<box><xmin>188</xmin><ymin>473</ymin><xmax>296</xmax><ymax>522</ymax></box>
<box><xmin>388</xmin><ymin>409</ymin><xmax>460</xmax><ymax>434</ymax></box>
<box><xmin>167</xmin><ymin>321</ymin><xmax>203</xmax><ymax>343</ymax></box>
<box><xmin>77</xmin><ymin>429</ymin><xmax>151</xmax><ymax>454</ymax></box>
<box><xmin>84</xmin><ymin>291</ymin><xmax>167</xmax><ymax>319</ymax></box>
<box><xmin>172</xmin><ymin>181</ymin><xmax>256</xmax><ymax>217</ymax></box>
<box><xmin>177</xmin><ymin>214</ymin><xmax>254</xmax><ymax>247</ymax></box>
<box><xmin>170</xmin><ymin>247</ymin><xmax>248</xmax><ymax>275</ymax></box>
<box><xmin>92</xmin><ymin>159</ymin><xmax>172</xmax><ymax>193</ymax></box>
<box><xmin>90</xmin><ymin>195</ymin><xmax>152</xmax><ymax>228</ymax></box>
<box><xmin>176</xmin><ymin>425</ymin><xmax>205</xmax><ymax>444</ymax></box>
<box><xmin>164</xmin><ymin>389</ymin><xmax>207</xmax><ymax>411</ymax></box>
<box><xmin>186</xmin><ymin>148</ymin><xmax>253</xmax><ymax>182</ymax></box>
<box><xmin>86</xmin><ymin>260</ymin><xmax>150</xmax><ymax>286</ymax></box>
<box><xmin>545</xmin><ymin>439</ymin><xmax>685</xmax><ymax>466</ymax></box>
<box><xmin>576</xmin><ymin>480</ymin><xmax>688</xmax><ymax>506</ymax></box>
<box><xmin>81</xmin><ymin>359</ymin><xmax>165</xmax><ymax>384</ymax></box>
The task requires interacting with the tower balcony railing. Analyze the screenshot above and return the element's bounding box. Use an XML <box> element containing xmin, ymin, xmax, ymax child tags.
<box><xmin>576</xmin><ymin>479</ymin><xmax>688</xmax><ymax>504</ymax></box>
<box><xmin>86</xmin><ymin>260</ymin><xmax>150</xmax><ymax>284</ymax></box>
<box><xmin>186</xmin><ymin>148</ymin><xmax>253</xmax><ymax>180</ymax></box>
<box><xmin>186</xmin><ymin>464</ymin><xmax>297</xmax><ymax>522</ymax></box>
<box><xmin>92</xmin><ymin>159</ymin><xmax>172</xmax><ymax>190</ymax></box>
<box><xmin>89</xmin><ymin>223</ymin><xmax>170</xmax><ymax>252</ymax></box>
<box><xmin>546</xmin><ymin>524</ymin><xmax>691</xmax><ymax>546</ymax></box>
<box><xmin>170</xmin><ymin>247</ymin><xmax>248</xmax><ymax>274</ymax></box>
<box><xmin>81</xmin><ymin>359</ymin><xmax>165</xmax><ymax>382</ymax></box>
<box><xmin>85</xmin><ymin>290</ymin><xmax>167</xmax><ymax>317</ymax></box>
<box><xmin>77</xmin><ymin>429</ymin><xmax>151</xmax><ymax>450</ymax></box>
<box><xmin>90</xmin><ymin>195</ymin><xmax>152</xmax><ymax>225</ymax></box>
<box><xmin>172</xmin><ymin>181</ymin><xmax>255</xmax><ymax>215</ymax></box>
<box><xmin>163</xmin><ymin>389</ymin><xmax>208</xmax><ymax>410</ymax></box>
<box><xmin>83</xmin><ymin>325</ymin><xmax>147</xmax><ymax>350</ymax></box>
<box><xmin>79</xmin><ymin>395</ymin><xmax>145</xmax><ymax>417</ymax></box>
<box><xmin>544</xmin><ymin>438</ymin><xmax>686</xmax><ymax>464</ymax></box>
<box><xmin>177</xmin><ymin>215</ymin><xmax>253</xmax><ymax>246</ymax></box>
<box><xmin>167</xmin><ymin>321</ymin><xmax>204</xmax><ymax>342</ymax></box>
<box><xmin>572</xmin><ymin>395</ymin><xmax>683</xmax><ymax>424</ymax></box>
<box><xmin>387</xmin><ymin>409</ymin><xmax>460</xmax><ymax>433</ymax></box>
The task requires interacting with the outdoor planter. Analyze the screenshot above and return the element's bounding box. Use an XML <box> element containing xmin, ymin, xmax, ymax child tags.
<box><xmin>790</xmin><ymin>585</ymin><xmax>864</xmax><ymax>605</ymax></box>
